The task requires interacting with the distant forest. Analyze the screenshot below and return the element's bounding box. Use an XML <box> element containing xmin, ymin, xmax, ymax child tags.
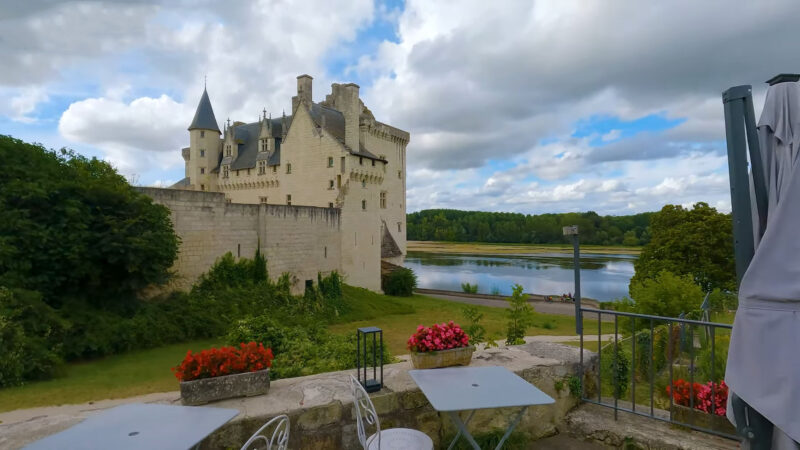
<box><xmin>406</xmin><ymin>209</ymin><xmax>655</xmax><ymax>246</ymax></box>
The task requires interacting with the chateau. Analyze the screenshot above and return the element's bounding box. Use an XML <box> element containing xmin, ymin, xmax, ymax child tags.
<box><xmin>152</xmin><ymin>75</ymin><xmax>409</xmax><ymax>292</ymax></box>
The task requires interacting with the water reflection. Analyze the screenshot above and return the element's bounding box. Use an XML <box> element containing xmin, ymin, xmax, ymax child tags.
<box><xmin>403</xmin><ymin>251</ymin><xmax>636</xmax><ymax>302</ymax></box>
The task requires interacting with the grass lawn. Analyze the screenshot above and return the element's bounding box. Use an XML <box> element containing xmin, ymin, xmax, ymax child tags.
<box><xmin>0</xmin><ymin>338</ymin><xmax>220</xmax><ymax>414</ymax></box>
<box><xmin>330</xmin><ymin>285</ymin><xmax>597</xmax><ymax>355</ymax></box>
<box><xmin>407</xmin><ymin>240</ymin><xmax>641</xmax><ymax>256</ymax></box>
<box><xmin>0</xmin><ymin>287</ymin><xmax>594</xmax><ymax>413</ymax></box>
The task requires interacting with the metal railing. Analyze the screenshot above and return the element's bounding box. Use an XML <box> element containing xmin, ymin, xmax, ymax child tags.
<box><xmin>578</xmin><ymin>307</ymin><xmax>737</xmax><ymax>440</ymax></box>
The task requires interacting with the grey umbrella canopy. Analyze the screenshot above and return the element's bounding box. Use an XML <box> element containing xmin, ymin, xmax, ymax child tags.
<box><xmin>725</xmin><ymin>81</ymin><xmax>800</xmax><ymax>448</ymax></box>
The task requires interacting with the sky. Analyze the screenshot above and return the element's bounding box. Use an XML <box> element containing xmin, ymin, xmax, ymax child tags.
<box><xmin>2</xmin><ymin>0</ymin><xmax>799</xmax><ymax>215</ymax></box>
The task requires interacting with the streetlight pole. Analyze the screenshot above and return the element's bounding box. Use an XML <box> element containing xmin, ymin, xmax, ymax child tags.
<box><xmin>563</xmin><ymin>225</ymin><xmax>582</xmax><ymax>334</ymax></box>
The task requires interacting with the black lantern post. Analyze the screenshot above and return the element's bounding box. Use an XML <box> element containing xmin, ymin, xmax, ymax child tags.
<box><xmin>356</xmin><ymin>326</ymin><xmax>383</xmax><ymax>393</ymax></box>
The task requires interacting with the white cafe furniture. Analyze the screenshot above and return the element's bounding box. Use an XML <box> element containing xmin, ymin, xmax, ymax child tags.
<box><xmin>409</xmin><ymin>366</ymin><xmax>555</xmax><ymax>450</ymax></box>
<box><xmin>240</xmin><ymin>414</ymin><xmax>290</xmax><ymax>450</ymax></box>
<box><xmin>349</xmin><ymin>375</ymin><xmax>433</xmax><ymax>450</ymax></box>
<box><xmin>23</xmin><ymin>403</ymin><xmax>239</xmax><ymax>450</ymax></box>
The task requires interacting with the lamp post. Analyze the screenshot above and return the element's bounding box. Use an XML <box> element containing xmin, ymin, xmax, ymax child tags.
<box><xmin>563</xmin><ymin>225</ymin><xmax>582</xmax><ymax>334</ymax></box>
<box><xmin>356</xmin><ymin>327</ymin><xmax>383</xmax><ymax>393</ymax></box>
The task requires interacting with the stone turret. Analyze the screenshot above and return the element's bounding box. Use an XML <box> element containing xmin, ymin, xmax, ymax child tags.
<box><xmin>259</xmin><ymin>110</ymin><xmax>274</xmax><ymax>153</ymax></box>
<box><xmin>292</xmin><ymin>74</ymin><xmax>313</xmax><ymax>113</ymax></box>
<box><xmin>187</xmin><ymin>87</ymin><xmax>221</xmax><ymax>191</ymax></box>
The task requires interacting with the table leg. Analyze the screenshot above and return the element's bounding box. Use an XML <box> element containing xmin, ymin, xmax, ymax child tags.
<box><xmin>494</xmin><ymin>406</ymin><xmax>528</xmax><ymax>450</ymax></box>
<box><xmin>447</xmin><ymin>411</ymin><xmax>481</xmax><ymax>450</ymax></box>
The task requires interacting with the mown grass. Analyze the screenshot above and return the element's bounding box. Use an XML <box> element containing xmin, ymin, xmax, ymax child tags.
<box><xmin>0</xmin><ymin>287</ymin><xmax>593</xmax><ymax>413</ymax></box>
<box><xmin>0</xmin><ymin>338</ymin><xmax>220</xmax><ymax>414</ymax></box>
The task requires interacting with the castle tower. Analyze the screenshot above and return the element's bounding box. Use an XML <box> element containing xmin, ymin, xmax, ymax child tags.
<box><xmin>187</xmin><ymin>87</ymin><xmax>221</xmax><ymax>191</ymax></box>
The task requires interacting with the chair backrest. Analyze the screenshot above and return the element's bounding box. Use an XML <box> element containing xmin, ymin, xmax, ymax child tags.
<box><xmin>240</xmin><ymin>414</ymin><xmax>290</xmax><ymax>450</ymax></box>
<box><xmin>349</xmin><ymin>375</ymin><xmax>381</xmax><ymax>449</ymax></box>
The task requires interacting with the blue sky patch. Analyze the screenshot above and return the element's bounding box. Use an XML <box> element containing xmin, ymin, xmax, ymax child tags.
<box><xmin>572</xmin><ymin>113</ymin><xmax>685</xmax><ymax>147</ymax></box>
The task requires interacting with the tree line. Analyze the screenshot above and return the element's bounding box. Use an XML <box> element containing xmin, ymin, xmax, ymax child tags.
<box><xmin>407</xmin><ymin>209</ymin><xmax>655</xmax><ymax>246</ymax></box>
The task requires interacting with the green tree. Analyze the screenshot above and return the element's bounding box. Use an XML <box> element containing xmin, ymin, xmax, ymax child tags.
<box><xmin>631</xmin><ymin>203</ymin><xmax>735</xmax><ymax>292</ymax></box>
<box><xmin>0</xmin><ymin>135</ymin><xmax>179</xmax><ymax>308</ymax></box>
<box><xmin>627</xmin><ymin>271</ymin><xmax>705</xmax><ymax>317</ymax></box>
<box><xmin>505</xmin><ymin>284</ymin><xmax>533</xmax><ymax>345</ymax></box>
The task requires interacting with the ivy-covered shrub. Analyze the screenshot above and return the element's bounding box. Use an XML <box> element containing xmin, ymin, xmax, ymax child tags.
<box><xmin>601</xmin><ymin>344</ymin><xmax>630</xmax><ymax>399</ymax></box>
<box><xmin>382</xmin><ymin>267</ymin><xmax>417</xmax><ymax>296</ymax></box>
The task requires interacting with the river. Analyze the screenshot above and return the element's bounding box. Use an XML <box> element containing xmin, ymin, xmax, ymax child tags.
<box><xmin>403</xmin><ymin>251</ymin><xmax>636</xmax><ymax>302</ymax></box>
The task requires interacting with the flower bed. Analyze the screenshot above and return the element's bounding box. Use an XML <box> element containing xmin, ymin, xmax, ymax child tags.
<box><xmin>172</xmin><ymin>342</ymin><xmax>274</xmax><ymax>382</ymax></box>
<box><xmin>407</xmin><ymin>322</ymin><xmax>473</xmax><ymax>369</ymax></box>
<box><xmin>666</xmin><ymin>378</ymin><xmax>728</xmax><ymax>416</ymax></box>
<box><xmin>173</xmin><ymin>342</ymin><xmax>274</xmax><ymax>405</ymax></box>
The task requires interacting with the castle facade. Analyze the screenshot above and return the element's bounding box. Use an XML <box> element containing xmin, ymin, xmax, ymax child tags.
<box><xmin>161</xmin><ymin>75</ymin><xmax>409</xmax><ymax>291</ymax></box>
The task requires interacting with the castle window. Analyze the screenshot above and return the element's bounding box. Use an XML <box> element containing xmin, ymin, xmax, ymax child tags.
<box><xmin>327</xmin><ymin>157</ymin><xmax>334</xmax><ymax>167</ymax></box>
<box><xmin>236</xmin><ymin>170</ymin><xmax>240</xmax><ymax>177</ymax></box>
<box><xmin>200</xmin><ymin>149</ymin><xmax>205</xmax><ymax>157</ymax></box>
<box><xmin>226</xmin><ymin>198</ymin><xmax>232</xmax><ymax>204</ymax></box>
<box><xmin>362</xmin><ymin>200</ymin><xmax>366</xmax><ymax>210</ymax></box>
<box><xmin>260</xmin><ymin>196</ymin><xmax>268</xmax><ymax>204</ymax></box>
<box><xmin>359</xmin><ymin>157</ymin><xmax>363</xmax><ymax>166</ymax></box>
<box><xmin>286</xmin><ymin>194</ymin><xmax>292</xmax><ymax>205</ymax></box>
<box><xmin>200</xmin><ymin>167</ymin><xmax>205</xmax><ymax>174</ymax></box>
<box><xmin>329</xmin><ymin>179</ymin><xmax>334</xmax><ymax>189</ymax></box>
<box><xmin>398</xmin><ymin>170</ymin><xmax>402</xmax><ymax>179</ymax></box>
<box><xmin>258</xmin><ymin>160</ymin><xmax>266</xmax><ymax>175</ymax></box>
<box><xmin>361</xmin><ymin>180</ymin><xmax>366</xmax><ymax>188</ymax></box>
<box><xmin>223</xmin><ymin>165</ymin><xmax>229</xmax><ymax>178</ymax></box>
<box><xmin>200</xmin><ymin>130</ymin><xmax>205</xmax><ymax>138</ymax></box>
<box><xmin>372</xmin><ymin>160</ymin><xmax>375</xmax><ymax>167</ymax></box>
<box><xmin>247</xmin><ymin>169</ymin><xmax>250</xmax><ymax>175</ymax></box>
<box><xmin>397</xmin><ymin>222</ymin><xmax>402</xmax><ymax>232</ymax></box>
<box><xmin>328</xmin><ymin>202</ymin><xmax>334</xmax><ymax>208</ymax></box>
<box><xmin>287</xmin><ymin>163</ymin><xmax>292</xmax><ymax>174</ymax></box>
<box><xmin>200</xmin><ymin>184</ymin><xmax>205</xmax><ymax>191</ymax></box>
<box><xmin>226</xmin><ymin>145</ymin><xmax>231</xmax><ymax>156</ymax></box>
<box><xmin>380</xmin><ymin>191</ymin><xmax>386</xmax><ymax>209</ymax></box>
<box><xmin>272</xmin><ymin>166</ymin><xmax>277</xmax><ymax>174</ymax></box>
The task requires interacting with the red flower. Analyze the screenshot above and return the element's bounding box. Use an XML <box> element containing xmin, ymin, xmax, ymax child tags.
<box><xmin>667</xmin><ymin>379</ymin><xmax>728</xmax><ymax>416</ymax></box>
<box><xmin>406</xmin><ymin>322</ymin><xmax>471</xmax><ymax>353</ymax></box>
<box><xmin>172</xmin><ymin>342</ymin><xmax>275</xmax><ymax>382</ymax></box>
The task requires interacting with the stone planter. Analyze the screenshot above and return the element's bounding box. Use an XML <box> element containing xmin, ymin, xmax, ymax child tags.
<box><xmin>180</xmin><ymin>369</ymin><xmax>270</xmax><ymax>405</ymax></box>
<box><xmin>410</xmin><ymin>346</ymin><xmax>474</xmax><ymax>369</ymax></box>
<box><xmin>670</xmin><ymin>404</ymin><xmax>735</xmax><ymax>435</ymax></box>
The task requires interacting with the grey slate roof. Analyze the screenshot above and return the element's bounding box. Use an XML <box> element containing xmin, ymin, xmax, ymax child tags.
<box><xmin>221</xmin><ymin>102</ymin><xmax>386</xmax><ymax>170</ymax></box>
<box><xmin>188</xmin><ymin>88</ymin><xmax>221</xmax><ymax>133</ymax></box>
<box><xmin>169</xmin><ymin>177</ymin><xmax>190</xmax><ymax>188</ymax></box>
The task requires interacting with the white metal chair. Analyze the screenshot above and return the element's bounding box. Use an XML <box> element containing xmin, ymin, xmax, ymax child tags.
<box><xmin>349</xmin><ymin>375</ymin><xmax>433</xmax><ymax>450</ymax></box>
<box><xmin>240</xmin><ymin>414</ymin><xmax>290</xmax><ymax>450</ymax></box>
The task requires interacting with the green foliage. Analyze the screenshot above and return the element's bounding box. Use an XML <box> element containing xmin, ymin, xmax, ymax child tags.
<box><xmin>407</xmin><ymin>209</ymin><xmax>653</xmax><ymax>245</ymax></box>
<box><xmin>490</xmin><ymin>286</ymin><xmax>501</xmax><ymax>296</ymax></box>
<box><xmin>0</xmin><ymin>135</ymin><xmax>178</xmax><ymax>309</ymax></box>
<box><xmin>631</xmin><ymin>203</ymin><xmax>735</xmax><ymax>292</ymax></box>
<box><xmin>382</xmin><ymin>267</ymin><xmax>417</xmax><ymax>296</ymax></box>
<box><xmin>194</xmin><ymin>252</ymin><xmax>270</xmax><ymax>293</ymax></box>
<box><xmin>225</xmin><ymin>314</ymin><xmax>392</xmax><ymax>379</ymax></box>
<box><xmin>601</xmin><ymin>343</ymin><xmax>630</xmax><ymax>399</ymax></box>
<box><xmin>0</xmin><ymin>287</ymin><xmax>66</xmax><ymax>386</ymax></box>
<box><xmin>461</xmin><ymin>282</ymin><xmax>478</xmax><ymax>294</ymax></box>
<box><xmin>461</xmin><ymin>305</ymin><xmax>486</xmax><ymax>345</ymax></box>
<box><xmin>707</xmin><ymin>289</ymin><xmax>738</xmax><ymax>313</ymax></box>
<box><xmin>446</xmin><ymin>430</ymin><xmax>529</xmax><ymax>449</ymax></box>
<box><xmin>568</xmin><ymin>375</ymin><xmax>582</xmax><ymax>398</ymax></box>
<box><xmin>696</xmin><ymin>334</ymin><xmax>730</xmax><ymax>384</ymax></box>
<box><xmin>554</xmin><ymin>379</ymin><xmax>565</xmax><ymax>393</ymax></box>
<box><xmin>626</xmin><ymin>271</ymin><xmax>705</xmax><ymax>318</ymax></box>
<box><xmin>539</xmin><ymin>320</ymin><xmax>556</xmax><ymax>330</ymax></box>
<box><xmin>505</xmin><ymin>284</ymin><xmax>533</xmax><ymax>345</ymax></box>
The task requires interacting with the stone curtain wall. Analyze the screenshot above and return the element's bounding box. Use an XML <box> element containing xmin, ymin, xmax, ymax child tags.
<box><xmin>137</xmin><ymin>187</ymin><xmax>341</xmax><ymax>293</ymax></box>
<box><xmin>201</xmin><ymin>342</ymin><xmax>599</xmax><ymax>449</ymax></box>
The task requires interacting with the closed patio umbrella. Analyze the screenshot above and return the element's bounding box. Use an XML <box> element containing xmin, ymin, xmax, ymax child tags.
<box><xmin>725</xmin><ymin>80</ymin><xmax>800</xmax><ymax>449</ymax></box>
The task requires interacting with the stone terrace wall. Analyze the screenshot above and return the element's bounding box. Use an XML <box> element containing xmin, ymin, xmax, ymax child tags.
<box><xmin>137</xmin><ymin>187</ymin><xmax>341</xmax><ymax>293</ymax></box>
<box><xmin>201</xmin><ymin>342</ymin><xmax>598</xmax><ymax>449</ymax></box>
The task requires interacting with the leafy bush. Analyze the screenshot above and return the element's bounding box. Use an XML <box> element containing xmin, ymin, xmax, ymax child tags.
<box><xmin>461</xmin><ymin>305</ymin><xmax>486</xmax><ymax>345</ymax></box>
<box><xmin>461</xmin><ymin>282</ymin><xmax>478</xmax><ymax>294</ymax></box>
<box><xmin>505</xmin><ymin>284</ymin><xmax>533</xmax><ymax>345</ymax></box>
<box><xmin>225</xmin><ymin>314</ymin><xmax>392</xmax><ymax>379</ymax></box>
<box><xmin>707</xmin><ymin>289</ymin><xmax>737</xmax><ymax>312</ymax></box>
<box><xmin>382</xmin><ymin>267</ymin><xmax>417</xmax><ymax>296</ymax></box>
<box><xmin>0</xmin><ymin>135</ymin><xmax>178</xmax><ymax>309</ymax></box>
<box><xmin>626</xmin><ymin>270</ymin><xmax>705</xmax><ymax>318</ymax></box>
<box><xmin>601</xmin><ymin>344</ymin><xmax>630</xmax><ymax>399</ymax></box>
<box><xmin>0</xmin><ymin>287</ymin><xmax>65</xmax><ymax>386</ymax></box>
<box><xmin>696</xmin><ymin>334</ymin><xmax>730</xmax><ymax>384</ymax></box>
<box><xmin>568</xmin><ymin>375</ymin><xmax>582</xmax><ymax>398</ymax></box>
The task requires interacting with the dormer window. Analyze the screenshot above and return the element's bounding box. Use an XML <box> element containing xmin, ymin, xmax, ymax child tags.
<box><xmin>222</xmin><ymin>165</ymin><xmax>229</xmax><ymax>178</ymax></box>
<box><xmin>258</xmin><ymin>160</ymin><xmax>266</xmax><ymax>175</ymax></box>
<box><xmin>226</xmin><ymin>145</ymin><xmax>231</xmax><ymax>157</ymax></box>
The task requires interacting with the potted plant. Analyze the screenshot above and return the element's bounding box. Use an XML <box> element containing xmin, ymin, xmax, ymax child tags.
<box><xmin>407</xmin><ymin>321</ymin><xmax>474</xmax><ymax>369</ymax></box>
<box><xmin>173</xmin><ymin>342</ymin><xmax>274</xmax><ymax>405</ymax></box>
<box><xmin>667</xmin><ymin>379</ymin><xmax>735</xmax><ymax>434</ymax></box>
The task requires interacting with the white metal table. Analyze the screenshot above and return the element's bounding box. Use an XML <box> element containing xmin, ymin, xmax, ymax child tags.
<box><xmin>23</xmin><ymin>403</ymin><xmax>239</xmax><ymax>450</ymax></box>
<box><xmin>409</xmin><ymin>366</ymin><xmax>554</xmax><ymax>450</ymax></box>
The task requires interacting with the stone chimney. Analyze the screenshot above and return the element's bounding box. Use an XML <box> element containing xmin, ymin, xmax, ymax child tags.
<box><xmin>341</xmin><ymin>83</ymin><xmax>360</xmax><ymax>151</ymax></box>
<box><xmin>293</xmin><ymin>74</ymin><xmax>313</xmax><ymax>112</ymax></box>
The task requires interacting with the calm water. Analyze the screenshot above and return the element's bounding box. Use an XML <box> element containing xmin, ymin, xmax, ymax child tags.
<box><xmin>403</xmin><ymin>251</ymin><xmax>636</xmax><ymax>302</ymax></box>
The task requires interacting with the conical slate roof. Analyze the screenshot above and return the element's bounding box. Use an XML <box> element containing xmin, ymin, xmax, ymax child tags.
<box><xmin>188</xmin><ymin>88</ymin><xmax>220</xmax><ymax>132</ymax></box>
